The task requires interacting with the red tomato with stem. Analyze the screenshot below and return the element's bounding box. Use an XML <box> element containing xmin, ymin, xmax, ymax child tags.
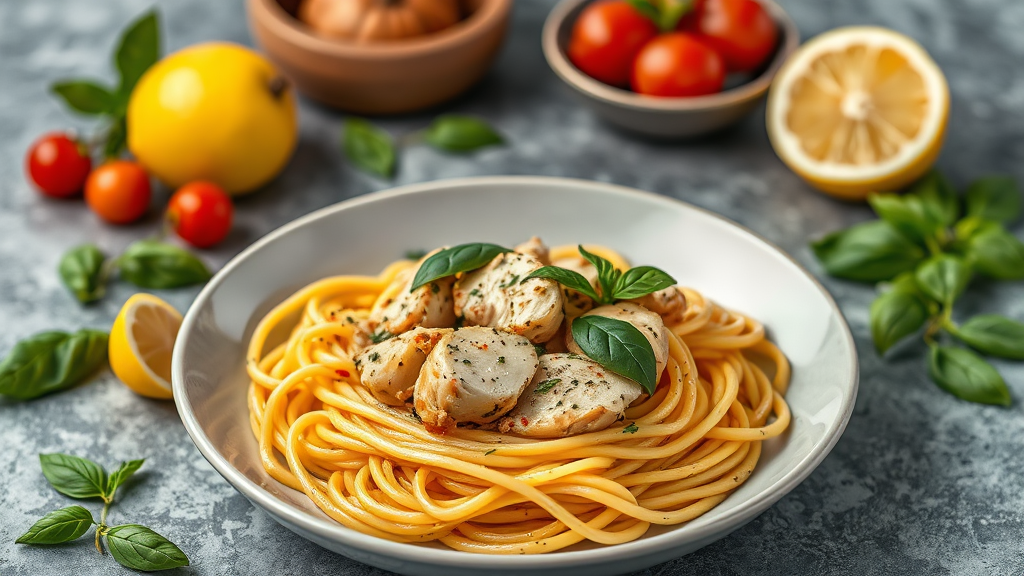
<box><xmin>166</xmin><ymin>182</ymin><xmax>234</xmax><ymax>248</ymax></box>
<box><xmin>683</xmin><ymin>0</ymin><xmax>778</xmax><ymax>72</ymax></box>
<box><xmin>631</xmin><ymin>33</ymin><xmax>725</xmax><ymax>97</ymax></box>
<box><xmin>85</xmin><ymin>161</ymin><xmax>152</xmax><ymax>224</ymax></box>
<box><xmin>568</xmin><ymin>0</ymin><xmax>659</xmax><ymax>87</ymax></box>
<box><xmin>25</xmin><ymin>132</ymin><xmax>92</xmax><ymax>198</ymax></box>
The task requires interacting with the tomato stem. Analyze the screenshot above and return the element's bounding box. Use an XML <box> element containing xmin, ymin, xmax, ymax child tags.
<box><xmin>268</xmin><ymin>76</ymin><xmax>289</xmax><ymax>99</ymax></box>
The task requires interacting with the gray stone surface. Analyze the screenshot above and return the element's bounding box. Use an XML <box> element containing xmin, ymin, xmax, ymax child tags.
<box><xmin>2</xmin><ymin>0</ymin><xmax>1023</xmax><ymax>574</ymax></box>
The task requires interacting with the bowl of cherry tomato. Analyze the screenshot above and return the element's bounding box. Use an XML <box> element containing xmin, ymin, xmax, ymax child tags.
<box><xmin>542</xmin><ymin>0</ymin><xmax>798</xmax><ymax>137</ymax></box>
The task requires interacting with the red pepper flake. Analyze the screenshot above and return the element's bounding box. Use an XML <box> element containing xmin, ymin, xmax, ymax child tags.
<box><xmin>336</xmin><ymin>369</ymin><xmax>351</xmax><ymax>378</ymax></box>
<box><xmin>520</xmin><ymin>417</ymin><xmax>529</xmax><ymax>426</ymax></box>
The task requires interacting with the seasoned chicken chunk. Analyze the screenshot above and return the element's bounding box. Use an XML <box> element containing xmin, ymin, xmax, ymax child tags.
<box><xmin>370</xmin><ymin>265</ymin><xmax>456</xmax><ymax>337</ymax></box>
<box><xmin>453</xmin><ymin>252</ymin><xmax>564</xmax><ymax>343</ymax></box>
<box><xmin>514</xmin><ymin>236</ymin><xmax>551</xmax><ymax>265</ymax></box>
<box><xmin>498</xmin><ymin>353</ymin><xmax>642</xmax><ymax>438</ymax></box>
<box><xmin>414</xmin><ymin>327</ymin><xmax>538</xmax><ymax>434</ymax></box>
<box><xmin>627</xmin><ymin>287</ymin><xmax>686</xmax><ymax>325</ymax></box>
<box><xmin>566</xmin><ymin>302</ymin><xmax>670</xmax><ymax>380</ymax></box>
<box><xmin>355</xmin><ymin>328</ymin><xmax>451</xmax><ymax>406</ymax></box>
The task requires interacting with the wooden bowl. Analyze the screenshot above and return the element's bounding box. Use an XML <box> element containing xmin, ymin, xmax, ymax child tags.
<box><xmin>247</xmin><ymin>0</ymin><xmax>512</xmax><ymax>114</ymax></box>
<box><xmin>542</xmin><ymin>0</ymin><xmax>799</xmax><ymax>138</ymax></box>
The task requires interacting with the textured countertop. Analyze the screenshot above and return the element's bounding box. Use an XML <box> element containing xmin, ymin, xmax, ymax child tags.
<box><xmin>2</xmin><ymin>0</ymin><xmax>1023</xmax><ymax>574</ymax></box>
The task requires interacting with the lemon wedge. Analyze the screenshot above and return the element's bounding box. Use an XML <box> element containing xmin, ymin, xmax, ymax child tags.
<box><xmin>109</xmin><ymin>293</ymin><xmax>182</xmax><ymax>399</ymax></box>
<box><xmin>767</xmin><ymin>26</ymin><xmax>949</xmax><ymax>200</ymax></box>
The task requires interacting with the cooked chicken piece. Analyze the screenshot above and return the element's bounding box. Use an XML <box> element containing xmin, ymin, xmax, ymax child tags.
<box><xmin>565</xmin><ymin>302</ymin><xmax>670</xmax><ymax>381</ymax></box>
<box><xmin>498</xmin><ymin>353</ymin><xmax>642</xmax><ymax>438</ymax></box>
<box><xmin>355</xmin><ymin>328</ymin><xmax>451</xmax><ymax>406</ymax></box>
<box><xmin>627</xmin><ymin>287</ymin><xmax>687</xmax><ymax>325</ymax></box>
<box><xmin>370</xmin><ymin>265</ymin><xmax>456</xmax><ymax>337</ymax></box>
<box><xmin>514</xmin><ymin>236</ymin><xmax>551</xmax><ymax>265</ymax></box>
<box><xmin>414</xmin><ymin>327</ymin><xmax>538</xmax><ymax>434</ymax></box>
<box><xmin>453</xmin><ymin>252</ymin><xmax>564</xmax><ymax>343</ymax></box>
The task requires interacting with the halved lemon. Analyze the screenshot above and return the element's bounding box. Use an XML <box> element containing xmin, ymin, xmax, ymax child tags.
<box><xmin>767</xmin><ymin>27</ymin><xmax>949</xmax><ymax>200</ymax></box>
<box><xmin>109</xmin><ymin>293</ymin><xmax>183</xmax><ymax>399</ymax></box>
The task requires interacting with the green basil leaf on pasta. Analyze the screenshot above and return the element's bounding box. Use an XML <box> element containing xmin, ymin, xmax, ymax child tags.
<box><xmin>811</xmin><ymin>220</ymin><xmax>925</xmax><ymax>282</ymax></box>
<box><xmin>106</xmin><ymin>459</ymin><xmax>146</xmax><ymax>498</ymax></box>
<box><xmin>870</xmin><ymin>289</ymin><xmax>929</xmax><ymax>354</ymax></box>
<box><xmin>59</xmin><ymin>244</ymin><xmax>107</xmax><ymax>303</ymax></box>
<box><xmin>578</xmin><ymin>245</ymin><xmax>621</xmax><ymax>303</ymax></box>
<box><xmin>952</xmin><ymin>315</ymin><xmax>1024</xmax><ymax>360</ymax></box>
<box><xmin>117</xmin><ymin>240</ymin><xmax>212</xmax><ymax>289</ymax></box>
<box><xmin>928</xmin><ymin>346</ymin><xmax>1011</xmax><ymax>406</ymax></box>
<box><xmin>343</xmin><ymin>118</ymin><xmax>396</xmax><ymax>177</ymax></box>
<box><xmin>612</xmin><ymin>266</ymin><xmax>676</xmax><ymax>300</ymax></box>
<box><xmin>965</xmin><ymin>176</ymin><xmax>1020</xmax><ymax>225</ymax></box>
<box><xmin>914</xmin><ymin>254</ymin><xmax>971</xmax><ymax>305</ymax></box>
<box><xmin>115</xmin><ymin>10</ymin><xmax>160</xmax><ymax>98</ymax></box>
<box><xmin>0</xmin><ymin>329</ymin><xmax>109</xmax><ymax>401</ymax></box>
<box><xmin>424</xmin><ymin>115</ymin><xmax>503</xmax><ymax>152</ymax></box>
<box><xmin>411</xmin><ymin>243</ymin><xmax>511</xmax><ymax>290</ymax></box>
<box><xmin>50</xmin><ymin>81</ymin><xmax>117</xmax><ymax>116</ymax></box>
<box><xmin>571</xmin><ymin>315</ymin><xmax>658</xmax><ymax>395</ymax></box>
<box><xmin>522</xmin><ymin>266</ymin><xmax>600</xmax><ymax>301</ymax></box>
<box><xmin>39</xmin><ymin>453</ymin><xmax>108</xmax><ymax>499</ymax></box>
<box><xmin>16</xmin><ymin>506</ymin><xmax>95</xmax><ymax>545</ymax></box>
<box><xmin>912</xmin><ymin>170</ymin><xmax>960</xmax><ymax>227</ymax></box>
<box><xmin>105</xmin><ymin>524</ymin><xmax>190</xmax><ymax>572</ymax></box>
<box><xmin>867</xmin><ymin>192</ymin><xmax>939</xmax><ymax>243</ymax></box>
<box><xmin>967</xmin><ymin>226</ymin><xmax>1024</xmax><ymax>280</ymax></box>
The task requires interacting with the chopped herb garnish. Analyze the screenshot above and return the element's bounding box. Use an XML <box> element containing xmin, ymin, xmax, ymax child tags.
<box><xmin>368</xmin><ymin>352</ymin><xmax>381</xmax><ymax>362</ymax></box>
<box><xmin>622</xmin><ymin>423</ymin><xmax>639</xmax><ymax>434</ymax></box>
<box><xmin>499</xmin><ymin>274</ymin><xmax>520</xmax><ymax>289</ymax></box>
<box><xmin>469</xmin><ymin>288</ymin><xmax>481</xmax><ymax>297</ymax></box>
<box><xmin>463</xmin><ymin>359</ymin><xmax>472</xmax><ymax>365</ymax></box>
<box><xmin>533</xmin><ymin>344</ymin><xmax>546</xmax><ymax>357</ymax></box>
<box><xmin>534</xmin><ymin>379</ymin><xmax>561</xmax><ymax>394</ymax></box>
<box><xmin>370</xmin><ymin>329</ymin><xmax>394</xmax><ymax>344</ymax></box>
<box><xmin>484</xmin><ymin>449</ymin><xmax>497</xmax><ymax>456</ymax></box>
<box><xmin>498</xmin><ymin>356</ymin><xmax>505</xmax><ymax>364</ymax></box>
<box><xmin>430</xmin><ymin>282</ymin><xmax>440</xmax><ymax>294</ymax></box>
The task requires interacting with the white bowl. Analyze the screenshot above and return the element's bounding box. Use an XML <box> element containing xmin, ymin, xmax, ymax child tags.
<box><xmin>172</xmin><ymin>177</ymin><xmax>858</xmax><ymax>576</ymax></box>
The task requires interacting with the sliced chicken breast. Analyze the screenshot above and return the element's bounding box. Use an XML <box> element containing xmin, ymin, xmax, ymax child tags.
<box><xmin>565</xmin><ymin>302</ymin><xmax>670</xmax><ymax>381</ymax></box>
<box><xmin>453</xmin><ymin>252</ymin><xmax>564</xmax><ymax>343</ymax></box>
<box><xmin>370</xmin><ymin>265</ymin><xmax>457</xmax><ymax>337</ymax></box>
<box><xmin>514</xmin><ymin>236</ymin><xmax>551</xmax><ymax>265</ymax></box>
<box><xmin>355</xmin><ymin>328</ymin><xmax>451</xmax><ymax>406</ymax></box>
<box><xmin>498</xmin><ymin>353</ymin><xmax>642</xmax><ymax>438</ymax></box>
<box><xmin>627</xmin><ymin>287</ymin><xmax>687</xmax><ymax>325</ymax></box>
<box><xmin>414</xmin><ymin>327</ymin><xmax>538</xmax><ymax>434</ymax></box>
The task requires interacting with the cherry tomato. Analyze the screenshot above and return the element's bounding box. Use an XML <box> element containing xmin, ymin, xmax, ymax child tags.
<box><xmin>631</xmin><ymin>33</ymin><xmax>725</xmax><ymax>97</ymax></box>
<box><xmin>85</xmin><ymin>161</ymin><xmax>152</xmax><ymax>225</ymax></box>
<box><xmin>166</xmin><ymin>182</ymin><xmax>234</xmax><ymax>248</ymax></box>
<box><xmin>25</xmin><ymin>132</ymin><xmax>92</xmax><ymax>198</ymax></box>
<box><xmin>684</xmin><ymin>0</ymin><xmax>778</xmax><ymax>72</ymax></box>
<box><xmin>568</xmin><ymin>0</ymin><xmax>658</xmax><ymax>87</ymax></box>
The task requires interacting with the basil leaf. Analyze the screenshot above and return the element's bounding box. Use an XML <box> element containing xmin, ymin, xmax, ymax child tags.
<box><xmin>523</xmin><ymin>266</ymin><xmax>600</xmax><ymax>301</ymax></box>
<box><xmin>965</xmin><ymin>176</ymin><xmax>1020</xmax><ymax>225</ymax></box>
<box><xmin>343</xmin><ymin>118</ymin><xmax>395</xmax><ymax>177</ymax></box>
<box><xmin>928</xmin><ymin>346</ymin><xmax>1011</xmax><ymax>406</ymax></box>
<box><xmin>967</xmin><ymin>226</ymin><xmax>1024</xmax><ymax>280</ymax></box>
<box><xmin>106</xmin><ymin>524</ymin><xmax>190</xmax><ymax>572</ymax></box>
<box><xmin>0</xmin><ymin>329</ymin><xmax>109</xmax><ymax>400</ymax></box>
<box><xmin>410</xmin><ymin>243</ymin><xmax>511</xmax><ymax>290</ymax></box>
<box><xmin>59</xmin><ymin>244</ymin><xmax>107</xmax><ymax>304</ymax></box>
<box><xmin>106</xmin><ymin>459</ymin><xmax>145</xmax><ymax>498</ymax></box>
<box><xmin>39</xmin><ymin>453</ymin><xmax>108</xmax><ymax>499</ymax></box>
<box><xmin>915</xmin><ymin>254</ymin><xmax>971</xmax><ymax>305</ymax></box>
<box><xmin>952</xmin><ymin>315</ymin><xmax>1024</xmax><ymax>360</ymax></box>
<box><xmin>50</xmin><ymin>81</ymin><xmax>117</xmax><ymax>115</ymax></box>
<box><xmin>625</xmin><ymin>0</ymin><xmax>688</xmax><ymax>31</ymax></box>
<box><xmin>867</xmin><ymin>192</ymin><xmax>939</xmax><ymax>243</ymax></box>
<box><xmin>16</xmin><ymin>506</ymin><xmax>94</xmax><ymax>545</ymax></box>
<box><xmin>118</xmin><ymin>240</ymin><xmax>212</xmax><ymax>289</ymax></box>
<box><xmin>870</xmin><ymin>290</ymin><xmax>929</xmax><ymax>354</ymax></box>
<box><xmin>104</xmin><ymin>116</ymin><xmax>128</xmax><ymax>159</ymax></box>
<box><xmin>579</xmin><ymin>245</ymin><xmax>621</xmax><ymax>302</ymax></box>
<box><xmin>811</xmin><ymin>220</ymin><xmax>925</xmax><ymax>282</ymax></box>
<box><xmin>115</xmin><ymin>10</ymin><xmax>160</xmax><ymax>98</ymax></box>
<box><xmin>612</xmin><ymin>266</ymin><xmax>676</xmax><ymax>300</ymax></box>
<box><xmin>912</xmin><ymin>170</ymin><xmax>959</xmax><ymax>227</ymax></box>
<box><xmin>424</xmin><ymin>115</ymin><xmax>503</xmax><ymax>153</ymax></box>
<box><xmin>571</xmin><ymin>315</ymin><xmax>658</xmax><ymax>394</ymax></box>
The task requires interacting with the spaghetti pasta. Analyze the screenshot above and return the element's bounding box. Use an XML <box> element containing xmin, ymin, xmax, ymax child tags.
<box><xmin>246</xmin><ymin>245</ymin><xmax>791</xmax><ymax>554</ymax></box>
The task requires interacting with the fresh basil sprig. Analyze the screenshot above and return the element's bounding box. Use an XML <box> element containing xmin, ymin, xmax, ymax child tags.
<box><xmin>344</xmin><ymin>118</ymin><xmax>396</xmax><ymax>178</ymax></box>
<box><xmin>524</xmin><ymin>245</ymin><xmax>676</xmax><ymax>305</ymax></box>
<box><xmin>571</xmin><ymin>315</ymin><xmax>658</xmax><ymax>394</ymax></box>
<box><xmin>17</xmin><ymin>453</ymin><xmax>188</xmax><ymax>572</ymax></box>
<box><xmin>410</xmin><ymin>243</ymin><xmax>512</xmax><ymax>290</ymax></box>
<box><xmin>117</xmin><ymin>239</ymin><xmax>212</xmax><ymax>289</ymax></box>
<box><xmin>424</xmin><ymin>115</ymin><xmax>504</xmax><ymax>152</ymax></box>
<box><xmin>50</xmin><ymin>11</ymin><xmax>160</xmax><ymax>159</ymax></box>
<box><xmin>812</xmin><ymin>170</ymin><xmax>1023</xmax><ymax>406</ymax></box>
<box><xmin>0</xmin><ymin>329</ymin><xmax>108</xmax><ymax>400</ymax></box>
<box><xmin>59</xmin><ymin>244</ymin><xmax>108</xmax><ymax>303</ymax></box>
<box><xmin>626</xmin><ymin>0</ymin><xmax>694</xmax><ymax>32</ymax></box>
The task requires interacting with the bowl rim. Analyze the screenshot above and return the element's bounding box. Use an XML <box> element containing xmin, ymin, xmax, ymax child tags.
<box><xmin>541</xmin><ymin>0</ymin><xmax>800</xmax><ymax>112</ymax></box>
<box><xmin>249</xmin><ymin>0</ymin><xmax>513</xmax><ymax>60</ymax></box>
<box><xmin>173</xmin><ymin>176</ymin><xmax>859</xmax><ymax>570</ymax></box>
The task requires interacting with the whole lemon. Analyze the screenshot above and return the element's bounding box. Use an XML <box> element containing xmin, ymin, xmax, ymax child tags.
<box><xmin>127</xmin><ymin>42</ymin><xmax>297</xmax><ymax>195</ymax></box>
